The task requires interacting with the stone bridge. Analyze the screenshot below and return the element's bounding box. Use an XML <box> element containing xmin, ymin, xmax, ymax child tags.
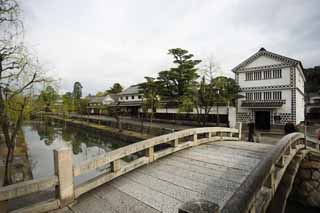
<box><xmin>1</xmin><ymin>126</ymin><xmax>320</xmax><ymax>213</ymax></box>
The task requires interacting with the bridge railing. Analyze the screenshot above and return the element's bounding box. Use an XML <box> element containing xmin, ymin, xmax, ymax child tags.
<box><xmin>221</xmin><ymin>132</ymin><xmax>311</xmax><ymax>213</ymax></box>
<box><xmin>0</xmin><ymin>126</ymin><xmax>240</xmax><ymax>213</ymax></box>
<box><xmin>73</xmin><ymin>127</ymin><xmax>240</xmax><ymax>198</ymax></box>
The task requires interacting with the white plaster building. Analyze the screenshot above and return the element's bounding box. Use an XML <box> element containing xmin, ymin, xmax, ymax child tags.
<box><xmin>233</xmin><ymin>48</ymin><xmax>305</xmax><ymax>129</ymax></box>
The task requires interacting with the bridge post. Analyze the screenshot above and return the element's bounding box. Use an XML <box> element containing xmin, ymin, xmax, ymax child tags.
<box><xmin>193</xmin><ymin>133</ymin><xmax>198</xmax><ymax>146</ymax></box>
<box><xmin>173</xmin><ymin>138</ymin><xmax>179</xmax><ymax>147</ymax></box>
<box><xmin>145</xmin><ymin>147</ymin><xmax>154</xmax><ymax>162</ymax></box>
<box><xmin>264</xmin><ymin>165</ymin><xmax>275</xmax><ymax>193</ymax></box>
<box><xmin>112</xmin><ymin>159</ymin><xmax>121</xmax><ymax>172</ymax></box>
<box><xmin>54</xmin><ymin>148</ymin><xmax>74</xmax><ymax>207</ymax></box>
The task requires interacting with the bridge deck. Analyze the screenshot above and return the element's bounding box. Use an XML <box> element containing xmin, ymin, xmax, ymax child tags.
<box><xmin>67</xmin><ymin>141</ymin><xmax>274</xmax><ymax>213</ymax></box>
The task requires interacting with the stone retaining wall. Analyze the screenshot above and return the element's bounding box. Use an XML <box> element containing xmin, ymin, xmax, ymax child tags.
<box><xmin>290</xmin><ymin>152</ymin><xmax>320</xmax><ymax>208</ymax></box>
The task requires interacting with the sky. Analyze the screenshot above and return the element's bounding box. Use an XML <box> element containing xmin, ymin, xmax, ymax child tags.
<box><xmin>20</xmin><ymin>0</ymin><xmax>320</xmax><ymax>95</ymax></box>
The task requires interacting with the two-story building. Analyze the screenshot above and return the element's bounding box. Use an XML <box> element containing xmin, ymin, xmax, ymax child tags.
<box><xmin>87</xmin><ymin>95</ymin><xmax>116</xmax><ymax>114</ymax></box>
<box><xmin>116</xmin><ymin>85</ymin><xmax>143</xmax><ymax>116</ymax></box>
<box><xmin>233</xmin><ymin>48</ymin><xmax>305</xmax><ymax>130</ymax></box>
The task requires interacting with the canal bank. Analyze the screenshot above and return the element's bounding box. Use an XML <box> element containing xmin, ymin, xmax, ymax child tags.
<box><xmin>0</xmin><ymin>129</ymin><xmax>33</xmax><ymax>184</ymax></box>
<box><xmin>47</xmin><ymin>115</ymin><xmax>153</xmax><ymax>142</ymax></box>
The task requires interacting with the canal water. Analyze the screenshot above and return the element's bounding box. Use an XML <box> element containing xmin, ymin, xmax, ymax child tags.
<box><xmin>22</xmin><ymin>122</ymin><xmax>139</xmax><ymax>184</ymax></box>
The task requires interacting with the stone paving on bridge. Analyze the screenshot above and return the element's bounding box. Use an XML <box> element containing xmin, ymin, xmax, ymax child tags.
<box><xmin>59</xmin><ymin>141</ymin><xmax>274</xmax><ymax>213</ymax></box>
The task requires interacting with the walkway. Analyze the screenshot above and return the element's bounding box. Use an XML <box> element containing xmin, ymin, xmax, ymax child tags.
<box><xmin>65</xmin><ymin>141</ymin><xmax>273</xmax><ymax>213</ymax></box>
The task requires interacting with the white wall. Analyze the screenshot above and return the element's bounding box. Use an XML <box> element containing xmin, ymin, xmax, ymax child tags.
<box><xmin>244</xmin><ymin>55</ymin><xmax>282</xmax><ymax>68</ymax></box>
<box><xmin>151</xmin><ymin>107</ymin><xmax>233</xmax><ymax>115</ymax></box>
<box><xmin>296</xmin><ymin>90</ymin><xmax>305</xmax><ymax>124</ymax></box>
<box><xmin>295</xmin><ymin>65</ymin><xmax>305</xmax><ymax>93</ymax></box>
<box><xmin>237</xmin><ymin>90</ymin><xmax>292</xmax><ymax>114</ymax></box>
<box><xmin>119</xmin><ymin>94</ymin><xmax>142</xmax><ymax>102</ymax></box>
<box><xmin>238</xmin><ymin>67</ymin><xmax>291</xmax><ymax>88</ymax></box>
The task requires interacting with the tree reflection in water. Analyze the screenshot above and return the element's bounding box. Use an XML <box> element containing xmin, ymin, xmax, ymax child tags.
<box><xmin>30</xmin><ymin>122</ymin><xmax>133</xmax><ymax>157</ymax></box>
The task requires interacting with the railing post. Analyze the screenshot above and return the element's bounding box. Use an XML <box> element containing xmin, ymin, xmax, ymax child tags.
<box><xmin>112</xmin><ymin>159</ymin><xmax>121</xmax><ymax>172</ymax></box>
<box><xmin>173</xmin><ymin>138</ymin><xmax>179</xmax><ymax>147</ymax></box>
<box><xmin>145</xmin><ymin>147</ymin><xmax>154</xmax><ymax>162</ymax></box>
<box><xmin>54</xmin><ymin>148</ymin><xmax>74</xmax><ymax>207</ymax></box>
<box><xmin>193</xmin><ymin>133</ymin><xmax>198</xmax><ymax>146</ymax></box>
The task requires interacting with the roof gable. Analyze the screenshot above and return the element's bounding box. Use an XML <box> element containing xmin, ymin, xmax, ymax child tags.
<box><xmin>244</xmin><ymin>55</ymin><xmax>282</xmax><ymax>68</ymax></box>
<box><xmin>232</xmin><ymin>48</ymin><xmax>301</xmax><ymax>72</ymax></box>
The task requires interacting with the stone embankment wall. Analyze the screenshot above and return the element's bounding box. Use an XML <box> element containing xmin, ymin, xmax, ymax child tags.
<box><xmin>48</xmin><ymin>116</ymin><xmax>153</xmax><ymax>143</ymax></box>
<box><xmin>290</xmin><ymin>152</ymin><xmax>320</xmax><ymax>207</ymax></box>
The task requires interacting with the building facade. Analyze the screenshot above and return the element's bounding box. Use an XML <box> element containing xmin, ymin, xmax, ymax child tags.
<box><xmin>233</xmin><ymin>48</ymin><xmax>305</xmax><ymax>129</ymax></box>
<box><xmin>87</xmin><ymin>95</ymin><xmax>115</xmax><ymax>114</ymax></box>
<box><xmin>117</xmin><ymin>85</ymin><xmax>143</xmax><ymax>116</ymax></box>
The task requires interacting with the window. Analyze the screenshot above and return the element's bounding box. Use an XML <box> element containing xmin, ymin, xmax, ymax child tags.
<box><xmin>273</xmin><ymin>91</ymin><xmax>282</xmax><ymax>100</ymax></box>
<box><xmin>246</xmin><ymin>93</ymin><xmax>253</xmax><ymax>100</ymax></box>
<box><xmin>263</xmin><ymin>70</ymin><xmax>272</xmax><ymax>79</ymax></box>
<box><xmin>264</xmin><ymin>91</ymin><xmax>272</xmax><ymax>100</ymax></box>
<box><xmin>131</xmin><ymin>96</ymin><xmax>134</xmax><ymax>100</ymax></box>
<box><xmin>120</xmin><ymin>97</ymin><xmax>123</xmax><ymax>100</ymax></box>
<box><xmin>138</xmin><ymin>95</ymin><xmax>142</xmax><ymax>99</ymax></box>
<box><xmin>246</xmin><ymin>72</ymin><xmax>253</xmax><ymax>81</ymax></box>
<box><xmin>273</xmin><ymin>69</ymin><xmax>282</xmax><ymax>78</ymax></box>
<box><xmin>126</xmin><ymin>96</ymin><xmax>128</xmax><ymax>100</ymax></box>
<box><xmin>254</xmin><ymin>92</ymin><xmax>262</xmax><ymax>100</ymax></box>
<box><xmin>253</xmin><ymin>72</ymin><xmax>262</xmax><ymax>80</ymax></box>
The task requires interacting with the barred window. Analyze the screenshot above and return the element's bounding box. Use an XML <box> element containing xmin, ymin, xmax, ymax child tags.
<box><xmin>253</xmin><ymin>71</ymin><xmax>262</xmax><ymax>80</ymax></box>
<box><xmin>246</xmin><ymin>93</ymin><xmax>253</xmax><ymax>100</ymax></box>
<box><xmin>264</xmin><ymin>91</ymin><xmax>272</xmax><ymax>100</ymax></box>
<box><xmin>246</xmin><ymin>72</ymin><xmax>253</xmax><ymax>81</ymax></box>
<box><xmin>254</xmin><ymin>92</ymin><xmax>262</xmax><ymax>100</ymax></box>
<box><xmin>273</xmin><ymin>69</ymin><xmax>282</xmax><ymax>78</ymax></box>
<box><xmin>263</xmin><ymin>70</ymin><xmax>272</xmax><ymax>79</ymax></box>
<box><xmin>273</xmin><ymin>91</ymin><xmax>282</xmax><ymax>100</ymax></box>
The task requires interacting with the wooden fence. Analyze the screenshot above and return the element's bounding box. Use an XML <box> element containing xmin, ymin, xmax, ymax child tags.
<box><xmin>0</xmin><ymin>126</ymin><xmax>241</xmax><ymax>213</ymax></box>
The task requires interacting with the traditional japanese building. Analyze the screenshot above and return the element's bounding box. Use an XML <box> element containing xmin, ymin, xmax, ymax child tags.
<box><xmin>116</xmin><ymin>85</ymin><xmax>143</xmax><ymax>116</ymax></box>
<box><xmin>233</xmin><ymin>48</ymin><xmax>305</xmax><ymax>129</ymax></box>
<box><xmin>87</xmin><ymin>95</ymin><xmax>116</xmax><ymax>114</ymax></box>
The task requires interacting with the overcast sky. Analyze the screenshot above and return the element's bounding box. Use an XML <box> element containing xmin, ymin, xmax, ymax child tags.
<box><xmin>20</xmin><ymin>0</ymin><xmax>320</xmax><ymax>95</ymax></box>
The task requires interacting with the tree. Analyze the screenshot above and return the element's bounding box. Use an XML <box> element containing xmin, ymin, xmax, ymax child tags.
<box><xmin>212</xmin><ymin>76</ymin><xmax>240</xmax><ymax>126</ymax></box>
<box><xmin>73</xmin><ymin>81</ymin><xmax>82</xmax><ymax>99</ymax></box>
<box><xmin>107</xmin><ymin>83</ymin><xmax>123</xmax><ymax>94</ymax></box>
<box><xmin>38</xmin><ymin>85</ymin><xmax>58</xmax><ymax>112</ymax></box>
<box><xmin>0</xmin><ymin>0</ymin><xmax>47</xmax><ymax>185</ymax></box>
<box><xmin>62</xmin><ymin>92</ymin><xmax>73</xmax><ymax>115</ymax></box>
<box><xmin>106</xmin><ymin>101</ymin><xmax>123</xmax><ymax>132</ymax></box>
<box><xmin>72</xmin><ymin>81</ymin><xmax>82</xmax><ymax>112</ymax></box>
<box><xmin>157</xmin><ymin>48</ymin><xmax>201</xmax><ymax>100</ymax></box>
<box><xmin>180</xmin><ymin>76</ymin><xmax>217</xmax><ymax>126</ymax></box>
<box><xmin>95</xmin><ymin>91</ymin><xmax>106</xmax><ymax>97</ymax></box>
<box><xmin>304</xmin><ymin>66</ymin><xmax>320</xmax><ymax>93</ymax></box>
<box><xmin>139</xmin><ymin>77</ymin><xmax>161</xmax><ymax>128</ymax></box>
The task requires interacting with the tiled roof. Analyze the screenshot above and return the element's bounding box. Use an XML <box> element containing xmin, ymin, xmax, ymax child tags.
<box><xmin>118</xmin><ymin>85</ymin><xmax>141</xmax><ymax>95</ymax></box>
<box><xmin>241</xmin><ymin>100</ymin><xmax>285</xmax><ymax>108</ymax></box>
<box><xmin>232</xmin><ymin>48</ymin><xmax>302</xmax><ymax>73</ymax></box>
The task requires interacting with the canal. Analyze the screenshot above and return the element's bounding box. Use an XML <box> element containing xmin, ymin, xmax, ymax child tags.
<box><xmin>22</xmin><ymin>122</ymin><xmax>140</xmax><ymax>184</ymax></box>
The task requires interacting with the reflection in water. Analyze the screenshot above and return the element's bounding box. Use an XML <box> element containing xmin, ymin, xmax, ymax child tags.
<box><xmin>23</xmin><ymin>122</ymin><xmax>134</xmax><ymax>184</ymax></box>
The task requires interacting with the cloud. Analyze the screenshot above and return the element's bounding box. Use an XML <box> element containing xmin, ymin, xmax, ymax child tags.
<box><xmin>20</xmin><ymin>0</ymin><xmax>320</xmax><ymax>95</ymax></box>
